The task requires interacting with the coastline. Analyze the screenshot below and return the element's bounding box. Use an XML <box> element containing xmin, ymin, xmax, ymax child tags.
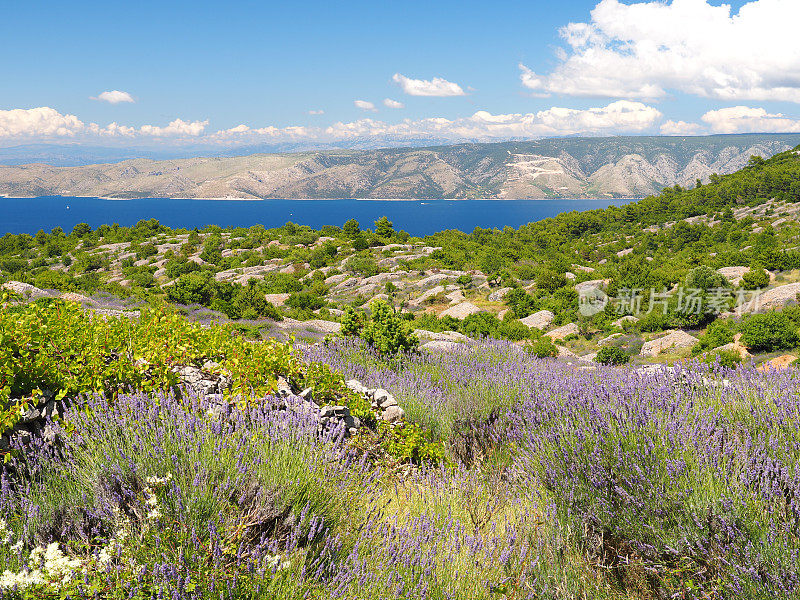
<box><xmin>1</xmin><ymin>193</ymin><xmax>645</xmax><ymax>202</ymax></box>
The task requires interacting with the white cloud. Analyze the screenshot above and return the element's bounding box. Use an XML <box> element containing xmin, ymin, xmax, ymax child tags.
<box><xmin>354</xmin><ymin>100</ymin><xmax>378</xmax><ymax>112</ymax></box>
<box><xmin>392</xmin><ymin>73</ymin><xmax>466</xmax><ymax>97</ymax></box>
<box><xmin>383</xmin><ymin>98</ymin><xmax>404</xmax><ymax>109</ymax></box>
<box><xmin>139</xmin><ymin>118</ymin><xmax>208</xmax><ymax>137</ymax></box>
<box><xmin>0</xmin><ymin>101</ymin><xmax>666</xmax><ymax>145</ymax></box>
<box><xmin>520</xmin><ymin>0</ymin><xmax>800</xmax><ymax>102</ymax></box>
<box><xmin>92</xmin><ymin>90</ymin><xmax>135</xmax><ymax>104</ymax></box>
<box><xmin>0</xmin><ymin>107</ymin><xmax>85</xmax><ymax>137</ymax></box>
<box><xmin>0</xmin><ymin>107</ymin><xmax>211</xmax><ymax>140</ymax></box>
<box><xmin>701</xmin><ymin>106</ymin><xmax>800</xmax><ymax>134</ymax></box>
<box><xmin>660</xmin><ymin>120</ymin><xmax>703</xmax><ymax>135</ymax></box>
<box><xmin>318</xmin><ymin>100</ymin><xmax>661</xmax><ymax>141</ymax></box>
<box><xmin>308</xmin><ymin>109</ymin><xmax>324</xmax><ymax>115</ymax></box>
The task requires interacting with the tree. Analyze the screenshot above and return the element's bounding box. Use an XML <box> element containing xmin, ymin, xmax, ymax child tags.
<box><xmin>375</xmin><ymin>216</ymin><xmax>394</xmax><ymax>238</ymax></box>
<box><xmin>740</xmin><ymin>312</ymin><xmax>799</xmax><ymax>352</ymax></box>
<box><xmin>361</xmin><ymin>301</ymin><xmax>417</xmax><ymax>355</ymax></box>
<box><xmin>71</xmin><ymin>223</ymin><xmax>92</xmax><ymax>237</ymax></box>
<box><xmin>596</xmin><ymin>346</ymin><xmax>629</xmax><ymax>365</ymax></box>
<box><xmin>343</xmin><ymin>219</ymin><xmax>361</xmax><ymax>238</ymax></box>
<box><xmin>742</xmin><ymin>267</ymin><xmax>770</xmax><ymax>290</ymax></box>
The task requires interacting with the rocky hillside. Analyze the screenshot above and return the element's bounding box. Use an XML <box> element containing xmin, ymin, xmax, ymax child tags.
<box><xmin>2</xmin><ymin>134</ymin><xmax>799</xmax><ymax>200</ymax></box>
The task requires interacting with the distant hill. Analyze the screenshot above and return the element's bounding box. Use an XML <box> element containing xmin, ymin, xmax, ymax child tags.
<box><xmin>2</xmin><ymin>134</ymin><xmax>799</xmax><ymax>200</ymax></box>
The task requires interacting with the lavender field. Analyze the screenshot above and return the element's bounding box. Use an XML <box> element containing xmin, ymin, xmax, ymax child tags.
<box><xmin>3</xmin><ymin>337</ymin><xmax>800</xmax><ymax>598</ymax></box>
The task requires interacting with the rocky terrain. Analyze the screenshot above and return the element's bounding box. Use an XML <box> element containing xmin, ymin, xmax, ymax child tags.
<box><xmin>2</xmin><ymin>134</ymin><xmax>799</xmax><ymax>200</ymax></box>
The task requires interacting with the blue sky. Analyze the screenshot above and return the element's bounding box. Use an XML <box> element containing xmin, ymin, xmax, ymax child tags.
<box><xmin>2</xmin><ymin>0</ymin><xmax>799</xmax><ymax>147</ymax></box>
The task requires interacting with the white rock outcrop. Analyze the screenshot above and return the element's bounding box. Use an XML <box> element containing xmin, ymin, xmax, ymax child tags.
<box><xmin>439</xmin><ymin>301</ymin><xmax>483</xmax><ymax>320</ymax></box>
<box><xmin>520</xmin><ymin>310</ymin><xmax>554</xmax><ymax>330</ymax></box>
<box><xmin>640</xmin><ymin>330</ymin><xmax>699</xmax><ymax>357</ymax></box>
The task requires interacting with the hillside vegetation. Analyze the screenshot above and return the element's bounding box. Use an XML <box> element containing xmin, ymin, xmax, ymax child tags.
<box><xmin>4</xmin><ymin>145</ymin><xmax>800</xmax><ymax>597</ymax></box>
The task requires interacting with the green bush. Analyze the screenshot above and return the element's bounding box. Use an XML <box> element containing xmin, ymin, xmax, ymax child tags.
<box><xmin>740</xmin><ymin>311</ymin><xmax>800</xmax><ymax>352</ymax></box>
<box><xmin>742</xmin><ymin>267</ymin><xmax>770</xmax><ymax>290</ymax></box>
<box><xmin>526</xmin><ymin>337</ymin><xmax>558</xmax><ymax>358</ymax></box>
<box><xmin>636</xmin><ymin>311</ymin><xmax>670</xmax><ymax>333</ymax></box>
<box><xmin>505</xmin><ymin>288</ymin><xmax>537</xmax><ymax>318</ymax></box>
<box><xmin>596</xmin><ymin>346</ymin><xmax>629</xmax><ymax>365</ymax></box>
<box><xmin>342</xmin><ymin>301</ymin><xmax>417</xmax><ymax>356</ymax></box>
<box><xmin>703</xmin><ymin>348</ymin><xmax>742</xmax><ymax>369</ymax></box>
<box><xmin>693</xmin><ymin>318</ymin><xmax>738</xmax><ymax>354</ymax></box>
<box><xmin>286</xmin><ymin>291</ymin><xmax>325</xmax><ymax>311</ymax></box>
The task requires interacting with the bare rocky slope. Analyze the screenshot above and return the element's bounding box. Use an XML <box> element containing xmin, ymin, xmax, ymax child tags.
<box><xmin>1</xmin><ymin>134</ymin><xmax>799</xmax><ymax>200</ymax></box>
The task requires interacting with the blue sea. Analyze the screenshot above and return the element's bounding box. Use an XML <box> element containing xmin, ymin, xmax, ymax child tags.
<box><xmin>0</xmin><ymin>196</ymin><xmax>636</xmax><ymax>237</ymax></box>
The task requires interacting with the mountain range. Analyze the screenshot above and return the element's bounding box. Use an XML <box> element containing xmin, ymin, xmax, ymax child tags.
<box><xmin>1</xmin><ymin>134</ymin><xmax>799</xmax><ymax>200</ymax></box>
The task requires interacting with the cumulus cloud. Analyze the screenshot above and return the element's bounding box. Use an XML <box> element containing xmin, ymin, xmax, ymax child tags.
<box><xmin>354</xmin><ymin>100</ymin><xmax>378</xmax><ymax>112</ymax></box>
<box><xmin>0</xmin><ymin>107</ymin><xmax>210</xmax><ymax>140</ymax></box>
<box><xmin>139</xmin><ymin>118</ymin><xmax>208</xmax><ymax>137</ymax></box>
<box><xmin>308</xmin><ymin>109</ymin><xmax>324</xmax><ymax>115</ymax></box>
<box><xmin>520</xmin><ymin>0</ymin><xmax>800</xmax><ymax>102</ymax></box>
<box><xmin>701</xmin><ymin>106</ymin><xmax>800</xmax><ymax>134</ymax></box>
<box><xmin>0</xmin><ymin>101</ymin><xmax>674</xmax><ymax>145</ymax></box>
<box><xmin>660</xmin><ymin>120</ymin><xmax>703</xmax><ymax>135</ymax></box>
<box><xmin>92</xmin><ymin>90</ymin><xmax>135</xmax><ymax>104</ymax></box>
<box><xmin>392</xmin><ymin>73</ymin><xmax>466</xmax><ymax>97</ymax></box>
<box><xmin>0</xmin><ymin>107</ymin><xmax>85</xmax><ymax>138</ymax></box>
<box><xmin>383</xmin><ymin>98</ymin><xmax>404</xmax><ymax>109</ymax></box>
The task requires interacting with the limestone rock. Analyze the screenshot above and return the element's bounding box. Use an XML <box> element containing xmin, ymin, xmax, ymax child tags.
<box><xmin>439</xmin><ymin>301</ymin><xmax>483</xmax><ymax>320</ymax></box>
<box><xmin>380</xmin><ymin>405</ymin><xmax>405</xmax><ymax>423</ymax></box>
<box><xmin>421</xmin><ymin>340</ymin><xmax>461</xmax><ymax>352</ymax></box>
<box><xmin>738</xmin><ymin>283</ymin><xmax>800</xmax><ymax>314</ymax></box>
<box><xmin>639</xmin><ymin>330</ymin><xmax>699</xmax><ymax>357</ymax></box>
<box><xmin>714</xmin><ymin>342</ymin><xmax>751</xmax><ymax>360</ymax></box>
<box><xmin>545</xmin><ymin>323</ymin><xmax>579</xmax><ymax>341</ymax></box>
<box><xmin>445</xmin><ymin>290</ymin><xmax>465</xmax><ymax>304</ymax></box>
<box><xmin>612</xmin><ymin>315</ymin><xmax>639</xmax><ymax>328</ymax></box>
<box><xmin>520</xmin><ymin>310</ymin><xmax>554</xmax><ymax>330</ymax></box>
<box><xmin>324</xmin><ymin>273</ymin><xmax>349</xmax><ymax>286</ymax></box>
<box><xmin>408</xmin><ymin>285</ymin><xmax>446</xmax><ymax>306</ymax></box>
<box><xmin>1</xmin><ymin>281</ymin><xmax>49</xmax><ymax>299</ymax></box>
<box><xmin>416</xmin><ymin>274</ymin><xmax>456</xmax><ymax>289</ymax></box>
<box><xmin>414</xmin><ymin>329</ymin><xmax>467</xmax><ymax>343</ymax></box>
<box><xmin>716</xmin><ymin>266</ymin><xmax>750</xmax><ymax>286</ymax></box>
<box><xmin>757</xmin><ymin>354</ymin><xmax>797</xmax><ymax>371</ymax></box>
<box><xmin>575</xmin><ymin>279</ymin><xmax>610</xmax><ymax>294</ymax></box>
<box><xmin>300</xmin><ymin>320</ymin><xmax>342</xmax><ymax>334</ymax></box>
<box><xmin>60</xmin><ymin>292</ymin><xmax>93</xmax><ymax>304</ymax></box>
<box><xmin>487</xmin><ymin>287</ymin><xmax>512</xmax><ymax>302</ymax></box>
<box><xmin>264</xmin><ymin>293</ymin><xmax>290</xmax><ymax>307</ymax></box>
<box><xmin>598</xmin><ymin>333</ymin><xmax>622</xmax><ymax>346</ymax></box>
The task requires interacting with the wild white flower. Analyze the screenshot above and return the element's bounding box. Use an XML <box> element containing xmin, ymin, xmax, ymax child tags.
<box><xmin>42</xmin><ymin>542</ymin><xmax>82</xmax><ymax>583</ymax></box>
<box><xmin>265</xmin><ymin>554</ymin><xmax>291</xmax><ymax>570</ymax></box>
<box><xmin>0</xmin><ymin>567</ymin><xmax>45</xmax><ymax>590</ymax></box>
<box><xmin>10</xmin><ymin>540</ymin><xmax>23</xmax><ymax>552</ymax></box>
<box><xmin>146</xmin><ymin>473</ymin><xmax>172</xmax><ymax>486</ymax></box>
<box><xmin>0</xmin><ymin>519</ymin><xmax>11</xmax><ymax>544</ymax></box>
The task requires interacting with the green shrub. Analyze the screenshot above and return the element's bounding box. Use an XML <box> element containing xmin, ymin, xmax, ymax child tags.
<box><xmin>526</xmin><ymin>337</ymin><xmax>558</xmax><ymax>358</ymax></box>
<box><xmin>361</xmin><ymin>301</ymin><xmax>418</xmax><ymax>355</ymax></box>
<box><xmin>740</xmin><ymin>311</ymin><xmax>800</xmax><ymax>352</ymax></box>
<box><xmin>636</xmin><ymin>311</ymin><xmax>670</xmax><ymax>332</ymax></box>
<box><xmin>342</xmin><ymin>301</ymin><xmax>417</xmax><ymax>356</ymax></box>
<box><xmin>704</xmin><ymin>348</ymin><xmax>742</xmax><ymax>369</ymax></box>
<box><xmin>742</xmin><ymin>267</ymin><xmax>770</xmax><ymax>290</ymax></box>
<box><xmin>286</xmin><ymin>291</ymin><xmax>325</xmax><ymax>311</ymax></box>
<box><xmin>693</xmin><ymin>318</ymin><xmax>738</xmax><ymax>354</ymax></box>
<box><xmin>346</xmin><ymin>253</ymin><xmax>378</xmax><ymax>277</ymax></box>
<box><xmin>596</xmin><ymin>346</ymin><xmax>629</xmax><ymax>365</ymax></box>
<box><xmin>461</xmin><ymin>312</ymin><xmax>501</xmax><ymax>338</ymax></box>
<box><xmin>505</xmin><ymin>288</ymin><xmax>537</xmax><ymax>318</ymax></box>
